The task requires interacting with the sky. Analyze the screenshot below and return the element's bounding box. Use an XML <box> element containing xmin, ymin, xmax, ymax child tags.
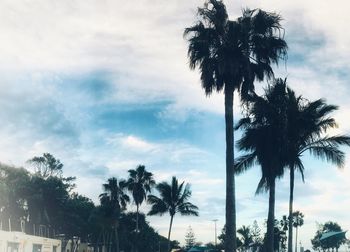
<box><xmin>0</xmin><ymin>0</ymin><xmax>350</xmax><ymax>250</ymax></box>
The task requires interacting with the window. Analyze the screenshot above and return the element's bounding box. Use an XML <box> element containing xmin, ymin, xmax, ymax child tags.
<box><xmin>53</xmin><ymin>246</ymin><xmax>57</xmax><ymax>252</ymax></box>
<box><xmin>7</xmin><ymin>242</ymin><xmax>19</xmax><ymax>252</ymax></box>
<box><xmin>33</xmin><ymin>244</ymin><xmax>42</xmax><ymax>252</ymax></box>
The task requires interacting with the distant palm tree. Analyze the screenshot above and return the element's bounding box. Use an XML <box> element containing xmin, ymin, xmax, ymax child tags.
<box><xmin>237</xmin><ymin>225</ymin><xmax>253</xmax><ymax>251</ymax></box>
<box><xmin>292</xmin><ymin>211</ymin><xmax>304</xmax><ymax>252</ymax></box>
<box><xmin>184</xmin><ymin>1</ymin><xmax>287</xmax><ymax>250</ymax></box>
<box><xmin>285</xmin><ymin>93</ymin><xmax>350</xmax><ymax>252</ymax></box>
<box><xmin>99</xmin><ymin>177</ymin><xmax>130</xmax><ymax>252</ymax></box>
<box><xmin>147</xmin><ymin>176</ymin><xmax>199</xmax><ymax>252</ymax></box>
<box><xmin>235</xmin><ymin>79</ymin><xmax>290</xmax><ymax>252</ymax></box>
<box><xmin>127</xmin><ymin>165</ymin><xmax>155</xmax><ymax>232</ymax></box>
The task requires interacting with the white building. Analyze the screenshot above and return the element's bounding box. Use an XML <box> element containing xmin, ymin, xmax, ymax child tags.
<box><xmin>0</xmin><ymin>230</ymin><xmax>61</xmax><ymax>252</ymax></box>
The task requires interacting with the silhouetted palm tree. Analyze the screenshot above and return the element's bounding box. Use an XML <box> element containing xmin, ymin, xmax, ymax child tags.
<box><xmin>237</xmin><ymin>225</ymin><xmax>253</xmax><ymax>251</ymax></box>
<box><xmin>236</xmin><ymin>79</ymin><xmax>350</xmax><ymax>252</ymax></box>
<box><xmin>184</xmin><ymin>1</ymin><xmax>287</xmax><ymax>250</ymax></box>
<box><xmin>235</xmin><ymin>79</ymin><xmax>289</xmax><ymax>252</ymax></box>
<box><xmin>127</xmin><ymin>165</ymin><xmax>155</xmax><ymax>233</ymax></box>
<box><xmin>147</xmin><ymin>176</ymin><xmax>199</xmax><ymax>252</ymax></box>
<box><xmin>99</xmin><ymin>177</ymin><xmax>130</xmax><ymax>252</ymax></box>
<box><xmin>285</xmin><ymin>93</ymin><xmax>350</xmax><ymax>252</ymax></box>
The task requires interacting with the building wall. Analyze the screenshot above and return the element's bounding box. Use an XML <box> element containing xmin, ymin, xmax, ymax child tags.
<box><xmin>0</xmin><ymin>230</ymin><xmax>61</xmax><ymax>252</ymax></box>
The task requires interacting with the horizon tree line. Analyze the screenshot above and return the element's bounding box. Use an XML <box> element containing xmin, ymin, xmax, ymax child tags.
<box><xmin>0</xmin><ymin>156</ymin><xmax>198</xmax><ymax>252</ymax></box>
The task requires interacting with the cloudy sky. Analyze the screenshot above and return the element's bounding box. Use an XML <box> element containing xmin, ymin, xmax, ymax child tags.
<box><xmin>1</xmin><ymin>0</ymin><xmax>350</xmax><ymax>249</ymax></box>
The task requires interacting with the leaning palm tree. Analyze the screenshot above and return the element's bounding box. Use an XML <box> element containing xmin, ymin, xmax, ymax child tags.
<box><xmin>235</xmin><ymin>79</ymin><xmax>290</xmax><ymax>252</ymax></box>
<box><xmin>285</xmin><ymin>92</ymin><xmax>350</xmax><ymax>252</ymax></box>
<box><xmin>147</xmin><ymin>176</ymin><xmax>199</xmax><ymax>252</ymax></box>
<box><xmin>127</xmin><ymin>165</ymin><xmax>155</xmax><ymax>232</ymax></box>
<box><xmin>184</xmin><ymin>1</ymin><xmax>287</xmax><ymax>250</ymax></box>
<box><xmin>99</xmin><ymin>177</ymin><xmax>130</xmax><ymax>252</ymax></box>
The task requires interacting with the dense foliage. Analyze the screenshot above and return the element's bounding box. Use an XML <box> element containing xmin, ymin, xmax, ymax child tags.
<box><xmin>0</xmin><ymin>158</ymin><xmax>184</xmax><ymax>252</ymax></box>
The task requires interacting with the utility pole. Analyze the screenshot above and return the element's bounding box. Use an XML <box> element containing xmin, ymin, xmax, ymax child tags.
<box><xmin>212</xmin><ymin>219</ymin><xmax>218</xmax><ymax>247</ymax></box>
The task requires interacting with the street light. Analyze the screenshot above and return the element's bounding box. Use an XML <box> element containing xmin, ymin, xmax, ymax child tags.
<box><xmin>212</xmin><ymin>219</ymin><xmax>218</xmax><ymax>248</ymax></box>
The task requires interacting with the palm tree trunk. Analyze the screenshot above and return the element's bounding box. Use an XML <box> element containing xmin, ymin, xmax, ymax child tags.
<box><xmin>167</xmin><ymin>215</ymin><xmax>174</xmax><ymax>252</ymax></box>
<box><xmin>225</xmin><ymin>86</ymin><xmax>236</xmax><ymax>252</ymax></box>
<box><xmin>115</xmin><ymin>221</ymin><xmax>120</xmax><ymax>252</ymax></box>
<box><xmin>288</xmin><ymin>167</ymin><xmax>294</xmax><ymax>252</ymax></box>
<box><xmin>294</xmin><ymin>226</ymin><xmax>298</xmax><ymax>252</ymax></box>
<box><xmin>136</xmin><ymin>205</ymin><xmax>139</xmax><ymax>252</ymax></box>
<box><xmin>136</xmin><ymin>204</ymin><xmax>139</xmax><ymax>232</ymax></box>
<box><xmin>267</xmin><ymin>178</ymin><xmax>276</xmax><ymax>252</ymax></box>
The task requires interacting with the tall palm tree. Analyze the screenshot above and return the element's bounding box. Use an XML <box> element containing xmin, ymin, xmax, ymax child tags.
<box><xmin>285</xmin><ymin>92</ymin><xmax>350</xmax><ymax>252</ymax></box>
<box><xmin>127</xmin><ymin>165</ymin><xmax>155</xmax><ymax>232</ymax></box>
<box><xmin>147</xmin><ymin>176</ymin><xmax>199</xmax><ymax>252</ymax></box>
<box><xmin>235</xmin><ymin>79</ymin><xmax>290</xmax><ymax>252</ymax></box>
<box><xmin>184</xmin><ymin>2</ymin><xmax>287</xmax><ymax>251</ymax></box>
<box><xmin>99</xmin><ymin>177</ymin><xmax>130</xmax><ymax>252</ymax></box>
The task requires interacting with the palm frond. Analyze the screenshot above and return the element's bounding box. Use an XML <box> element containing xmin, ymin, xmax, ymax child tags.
<box><xmin>234</xmin><ymin>153</ymin><xmax>257</xmax><ymax>175</ymax></box>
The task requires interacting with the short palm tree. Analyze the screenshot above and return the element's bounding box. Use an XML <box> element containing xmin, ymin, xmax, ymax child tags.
<box><xmin>99</xmin><ymin>177</ymin><xmax>130</xmax><ymax>252</ymax></box>
<box><xmin>147</xmin><ymin>176</ymin><xmax>199</xmax><ymax>252</ymax></box>
<box><xmin>184</xmin><ymin>2</ymin><xmax>287</xmax><ymax>251</ymax></box>
<box><xmin>285</xmin><ymin>93</ymin><xmax>350</xmax><ymax>252</ymax></box>
<box><xmin>127</xmin><ymin>165</ymin><xmax>155</xmax><ymax>232</ymax></box>
<box><xmin>237</xmin><ymin>225</ymin><xmax>253</xmax><ymax>251</ymax></box>
<box><xmin>235</xmin><ymin>79</ymin><xmax>290</xmax><ymax>252</ymax></box>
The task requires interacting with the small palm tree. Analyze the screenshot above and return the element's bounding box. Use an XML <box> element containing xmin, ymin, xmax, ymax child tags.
<box><xmin>147</xmin><ymin>176</ymin><xmax>199</xmax><ymax>252</ymax></box>
<box><xmin>127</xmin><ymin>165</ymin><xmax>155</xmax><ymax>232</ymax></box>
<box><xmin>99</xmin><ymin>177</ymin><xmax>130</xmax><ymax>252</ymax></box>
<box><xmin>184</xmin><ymin>2</ymin><xmax>287</xmax><ymax>250</ymax></box>
<box><xmin>237</xmin><ymin>225</ymin><xmax>253</xmax><ymax>251</ymax></box>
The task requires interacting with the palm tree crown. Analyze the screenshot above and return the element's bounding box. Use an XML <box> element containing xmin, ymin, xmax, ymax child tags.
<box><xmin>127</xmin><ymin>165</ymin><xmax>155</xmax><ymax>208</ymax></box>
<box><xmin>99</xmin><ymin>177</ymin><xmax>130</xmax><ymax>213</ymax></box>
<box><xmin>184</xmin><ymin>0</ymin><xmax>287</xmax><ymax>98</ymax></box>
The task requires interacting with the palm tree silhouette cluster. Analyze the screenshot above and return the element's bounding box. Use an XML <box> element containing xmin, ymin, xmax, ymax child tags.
<box><xmin>184</xmin><ymin>1</ymin><xmax>350</xmax><ymax>252</ymax></box>
<box><xmin>99</xmin><ymin>165</ymin><xmax>198</xmax><ymax>252</ymax></box>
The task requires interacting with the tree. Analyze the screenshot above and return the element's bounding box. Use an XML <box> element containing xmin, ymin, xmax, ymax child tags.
<box><xmin>127</xmin><ymin>165</ymin><xmax>155</xmax><ymax>232</ymax></box>
<box><xmin>237</xmin><ymin>226</ymin><xmax>253</xmax><ymax>251</ymax></box>
<box><xmin>311</xmin><ymin>222</ymin><xmax>347</xmax><ymax>252</ymax></box>
<box><xmin>292</xmin><ymin>211</ymin><xmax>303</xmax><ymax>252</ymax></box>
<box><xmin>147</xmin><ymin>176</ymin><xmax>199</xmax><ymax>252</ymax></box>
<box><xmin>0</xmin><ymin>164</ymin><xmax>30</xmax><ymax>231</ymax></box>
<box><xmin>251</xmin><ymin>221</ymin><xmax>263</xmax><ymax>252</ymax></box>
<box><xmin>185</xmin><ymin>226</ymin><xmax>196</xmax><ymax>249</ymax></box>
<box><xmin>285</xmin><ymin>92</ymin><xmax>350</xmax><ymax>252</ymax></box>
<box><xmin>218</xmin><ymin>225</ymin><xmax>243</xmax><ymax>251</ymax></box>
<box><xmin>184</xmin><ymin>1</ymin><xmax>287</xmax><ymax>250</ymax></box>
<box><xmin>235</xmin><ymin>79</ymin><xmax>289</xmax><ymax>252</ymax></box>
<box><xmin>99</xmin><ymin>177</ymin><xmax>130</xmax><ymax>252</ymax></box>
<box><xmin>27</xmin><ymin>153</ymin><xmax>63</xmax><ymax>179</ymax></box>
